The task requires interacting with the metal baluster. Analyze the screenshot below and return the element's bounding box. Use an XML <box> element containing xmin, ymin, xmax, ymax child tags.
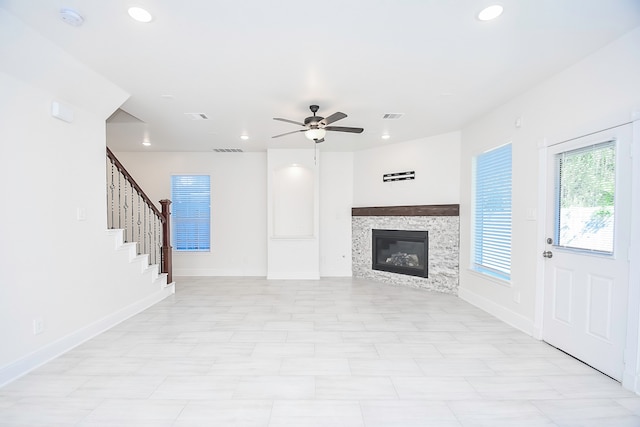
<box><xmin>151</xmin><ymin>207</ymin><xmax>155</xmax><ymax>265</ymax></box>
<box><xmin>152</xmin><ymin>213</ymin><xmax>156</xmax><ymax>265</ymax></box>
<box><xmin>157</xmin><ymin>215</ymin><xmax>162</xmax><ymax>268</ymax></box>
<box><xmin>130</xmin><ymin>181</ymin><xmax>135</xmax><ymax>245</ymax></box>
<box><xmin>123</xmin><ymin>178</ymin><xmax>129</xmax><ymax>241</ymax></box>
<box><xmin>143</xmin><ymin>202</ymin><xmax>148</xmax><ymax>260</ymax></box>
<box><xmin>136</xmin><ymin>192</ymin><xmax>141</xmax><ymax>255</ymax></box>
<box><xmin>150</xmin><ymin>212</ymin><xmax>155</xmax><ymax>265</ymax></box>
<box><xmin>117</xmin><ymin>168</ymin><xmax>123</xmax><ymax>231</ymax></box>
<box><xmin>109</xmin><ymin>161</ymin><xmax>115</xmax><ymax>229</ymax></box>
<box><xmin>152</xmin><ymin>213</ymin><xmax>157</xmax><ymax>266</ymax></box>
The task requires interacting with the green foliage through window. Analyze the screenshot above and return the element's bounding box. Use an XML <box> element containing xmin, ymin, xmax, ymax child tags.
<box><xmin>556</xmin><ymin>140</ymin><xmax>615</xmax><ymax>253</ymax></box>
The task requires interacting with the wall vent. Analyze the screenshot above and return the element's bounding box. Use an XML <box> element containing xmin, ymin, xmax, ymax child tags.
<box><xmin>213</xmin><ymin>148</ymin><xmax>243</xmax><ymax>153</ymax></box>
<box><xmin>382</xmin><ymin>113</ymin><xmax>404</xmax><ymax>119</ymax></box>
<box><xmin>185</xmin><ymin>113</ymin><xmax>209</xmax><ymax>120</ymax></box>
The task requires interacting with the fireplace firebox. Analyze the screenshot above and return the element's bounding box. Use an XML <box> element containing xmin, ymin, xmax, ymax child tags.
<box><xmin>372</xmin><ymin>229</ymin><xmax>428</xmax><ymax>278</ymax></box>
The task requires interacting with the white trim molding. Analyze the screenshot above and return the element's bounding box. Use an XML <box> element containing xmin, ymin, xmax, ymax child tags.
<box><xmin>0</xmin><ymin>284</ymin><xmax>174</xmax><ymax>387</ymax></box>
<box><xmin>458</xmin><ymin>287</ymin><xmax>535</xmax><ymax>336</ymax></box>
<box><xmin>622</xmin><ymin>113</ymin><xmax>640</xmax><ymax>394</ymax></box>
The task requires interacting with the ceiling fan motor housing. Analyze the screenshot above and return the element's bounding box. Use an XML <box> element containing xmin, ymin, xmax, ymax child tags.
<box><xmin>305</xmin><ymin>105</ymin><xmax>323</xmax><ymax>128</ymax></box>
<box><xmin>304</xmin><ymin>116</ymin><xmax>324</xmax><ymax>128</ymax></box>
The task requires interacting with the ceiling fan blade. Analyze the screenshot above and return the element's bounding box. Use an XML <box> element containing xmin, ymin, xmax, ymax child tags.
<box><xmin>272</xmin><ymin>129</ymin><xmax>305</xmax><ymax>138</ymax></box>
<box><xmin>321</xmin><ymin>112</ymin><xmax>347</xmax><ymax>125</ymax></box>
<box><xmin>273</xmin><ymin>117</ymin><xmax>305</xmax><ymax>126</ymax></box>
<box><xmin>325</xmin><ymin>126</ymin><xmax>364</xmax><ymax>134</ymax></box>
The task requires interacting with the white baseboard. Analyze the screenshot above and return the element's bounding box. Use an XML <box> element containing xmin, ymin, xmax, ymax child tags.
<box><xmin>622</xmin><ymin>370</ymin><xmax>640</xmax><ymax>395</ymax></box>
<box><xmin>458</xmin><ymin>286</ymin><xmax>535</xmax><ymax>336</ymax></box>
<box><xmin>173</xmin><ymin>269</ymin><xmax>345</xmax><ymax>279</ymax></box>
<box><xmin>319</xmin><ymin>268</ymin><xmax>353</xmax><ymax>277</ymax></box>
<box><xmin>267</xmin><ymin>272</ymin><xmax>321</xmax><ymax>280</ymax></box>
<box><xmin>0</xmin><ymin>284</ymin><xmax>174</xmax><ymax>387</ymax></box>
<box><xmin>173</xmin><ymin>268</ymin><xmax>267</xmax><ymax>277</ymax></box>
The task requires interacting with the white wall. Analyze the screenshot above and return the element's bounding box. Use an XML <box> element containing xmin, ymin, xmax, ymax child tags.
<box><xmin>353</xmin><ymin>131</ymin><xmax>461</xmax><ymax>207</ymax></box>
<box><xmin>458</xmin><ymin>28</ymin><xmax>640</xmax><ymax>336</ymax></box>
<box><xmin>114</xmin><ymin>150</ymin><xmax>356</xmax><ymax>278</ymax></box>
<box><xmin>0</xmin><ymin>9</ymin><xmax>172</xmax><ymax>382</ymax></box>
<box><xmin>320</xmin><ymin>152</ymin><xmax>354</xmax><ymax>276</ymax></box>
<box><xmin>114</xmin><ymin>151</ymin><xmax>269</xmax><ymax>276</ymax></box>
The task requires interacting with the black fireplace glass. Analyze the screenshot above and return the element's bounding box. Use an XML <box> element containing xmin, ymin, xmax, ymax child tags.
<box><xmin>372</xmin><ymin>229</ymin><xmax>428</xmax><ymax>278</ymax></box>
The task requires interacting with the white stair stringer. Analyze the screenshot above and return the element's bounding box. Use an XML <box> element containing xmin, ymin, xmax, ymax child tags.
<box><xmin>106</xmin><ymin>229</ymin><xmax>174</xmax><ymax>290</ymax></box>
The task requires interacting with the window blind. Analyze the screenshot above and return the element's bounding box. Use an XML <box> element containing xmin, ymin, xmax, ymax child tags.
<box><xmin>474</xmin><ymin>143</ymin><xmax>512</xmax><ymax>280</ymax></box>
<box><xmin>171</xmin><ymin>175</ymin><xmax>210</xmax><ymax>251</ymax></box>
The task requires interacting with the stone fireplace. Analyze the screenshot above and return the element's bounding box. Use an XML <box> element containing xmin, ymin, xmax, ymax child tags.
<box><xmin>352</xmin><ymin>204</ymin><xmax>459</xmax><ymax>295</ymax></box>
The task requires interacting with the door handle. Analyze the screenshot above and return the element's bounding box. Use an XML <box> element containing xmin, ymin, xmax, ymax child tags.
<box><xmin>542</xmin><ymin>250</ymin><xmax>553</xmax><ymax>258</ymax></box>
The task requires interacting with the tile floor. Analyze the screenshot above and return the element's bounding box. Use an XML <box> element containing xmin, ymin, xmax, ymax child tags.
<box><xmin>1</xmin><ymin>276</ymin><xmax>640</xmax><ymax>426</ymax></box>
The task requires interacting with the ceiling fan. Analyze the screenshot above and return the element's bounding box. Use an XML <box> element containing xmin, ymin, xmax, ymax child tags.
<box><xmin>272</xmin><ymin>105</ymin><xmax>364</xmax><ymax>143</ymax></box>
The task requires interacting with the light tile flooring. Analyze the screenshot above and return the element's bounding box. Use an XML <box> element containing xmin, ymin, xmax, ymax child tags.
<box><xmin>1</xmin><ymin>276</ymin><xmax>640</xmax><ymax>426</ymax></box>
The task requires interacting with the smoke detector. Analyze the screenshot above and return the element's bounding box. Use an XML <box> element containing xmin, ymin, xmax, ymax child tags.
<box><xmin>60</xmin><ymin>8</ymin><xmax>84</xmax><ymax>27</ymax></box>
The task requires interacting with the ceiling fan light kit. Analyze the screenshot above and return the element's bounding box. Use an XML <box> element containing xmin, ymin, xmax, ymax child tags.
<box><xmin>273</xmin><ymin>105</ymin><xmax>364</xmax><ymax>144</ymax></box>
<box><xmin>305</xmin><ymin>128</ymin><xmax>326</xmax><ymax>141</ymax></box>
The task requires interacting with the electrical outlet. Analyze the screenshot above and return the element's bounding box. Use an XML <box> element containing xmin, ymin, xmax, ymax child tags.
<box><xmin>33</xmin><ymin>318</ymin><xmax>44</xmax><ymax>335</ymax></box>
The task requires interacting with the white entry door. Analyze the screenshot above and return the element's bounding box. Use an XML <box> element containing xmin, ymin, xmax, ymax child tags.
<box><xmin>542</xmin><ymin>124</ymin><xmax>632</xmax><ymax>381</ymax></box>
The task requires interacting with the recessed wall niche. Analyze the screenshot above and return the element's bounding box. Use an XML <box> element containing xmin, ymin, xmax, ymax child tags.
<box><xmin>267</xmin><ymin>149</ymin><xmax>319</xmax><ymax>280</ymax></box>
<box><xmin>272</xmin><ymin>165</ymin><xmax>315</xmax><ymax>237</ymax></box>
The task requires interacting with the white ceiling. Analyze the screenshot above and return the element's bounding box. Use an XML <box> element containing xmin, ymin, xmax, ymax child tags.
<box><xmin>3</xmin><ymin>0</ymin><xmax>640</xmax><ymax>152</ymax></box>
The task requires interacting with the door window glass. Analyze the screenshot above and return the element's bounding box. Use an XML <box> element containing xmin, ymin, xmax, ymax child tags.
<box><xmin>555</xmin><ymin>140</ymin><xmax>615</xmax><ymax>253</ymax></box>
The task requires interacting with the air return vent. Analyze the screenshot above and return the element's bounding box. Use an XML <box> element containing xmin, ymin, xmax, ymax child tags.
<box><xmin>213</xmin><ymin>148</ymin><xmax>243</xmax><ymax>153</ymax></box>
<box><xmin>382</xmin><ymin>113</ymin><xmax>404</xmax><ymax>119</ymax></box>
<box><xmin>185</xmin><ymin>113</ymin><xmax>209</xmax><ymax>120</ymax></box>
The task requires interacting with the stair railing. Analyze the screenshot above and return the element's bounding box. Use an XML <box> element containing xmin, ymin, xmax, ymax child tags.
<box><xmin>106</xmin><ymin>147</ymin><xmax>172</xmax><ymax>283</ymax></box>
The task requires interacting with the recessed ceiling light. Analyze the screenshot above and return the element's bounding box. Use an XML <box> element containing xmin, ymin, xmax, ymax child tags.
<box><xmin>128</xmin><ymin>7</ymin><xmax>153</xmax><ymax>23</ymax></box>
<box><xmin>478</xmin><ymin>5</ymin><xmax>503</xmax><ymax>21</ymax></box>
<box><xmin>381</xmin><ymin>134</ymin><xmax>391</xmax><ymax>140</ymax></box>
<box><xmin>142</xmin><ymin>141</ymin><xmax>151</xmax><ymax>146</ymax></box>
<box><xmin>240</xmin><ymin>135</ymin><xmax>249</xmax><ymax>140</ymax></box>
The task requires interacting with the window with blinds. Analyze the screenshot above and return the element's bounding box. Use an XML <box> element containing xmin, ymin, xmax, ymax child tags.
<box><xmin>473</xmin><ymin>143</ymin><xmax>512</xmax><ymax>280</ymax></box>
<box><xmin>555</xmin><ymin>140</ymin><xmax>615</xmax><ymax>253</ymax></box>
<box><xmin>171</xmin><ymin>175</ymin><xmax>210</xmax><ymax>251</ymax></box>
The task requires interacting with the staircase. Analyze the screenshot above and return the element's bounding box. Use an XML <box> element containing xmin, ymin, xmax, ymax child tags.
<box><xmin>106</xmin><ymin>147</ymin><xmax>173</xmax><ymax>283</ymax></box>
<box><xmin>106</xmin><ymin>228</ymin><xmax>172</xmax><ymax>290</ymax></box>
